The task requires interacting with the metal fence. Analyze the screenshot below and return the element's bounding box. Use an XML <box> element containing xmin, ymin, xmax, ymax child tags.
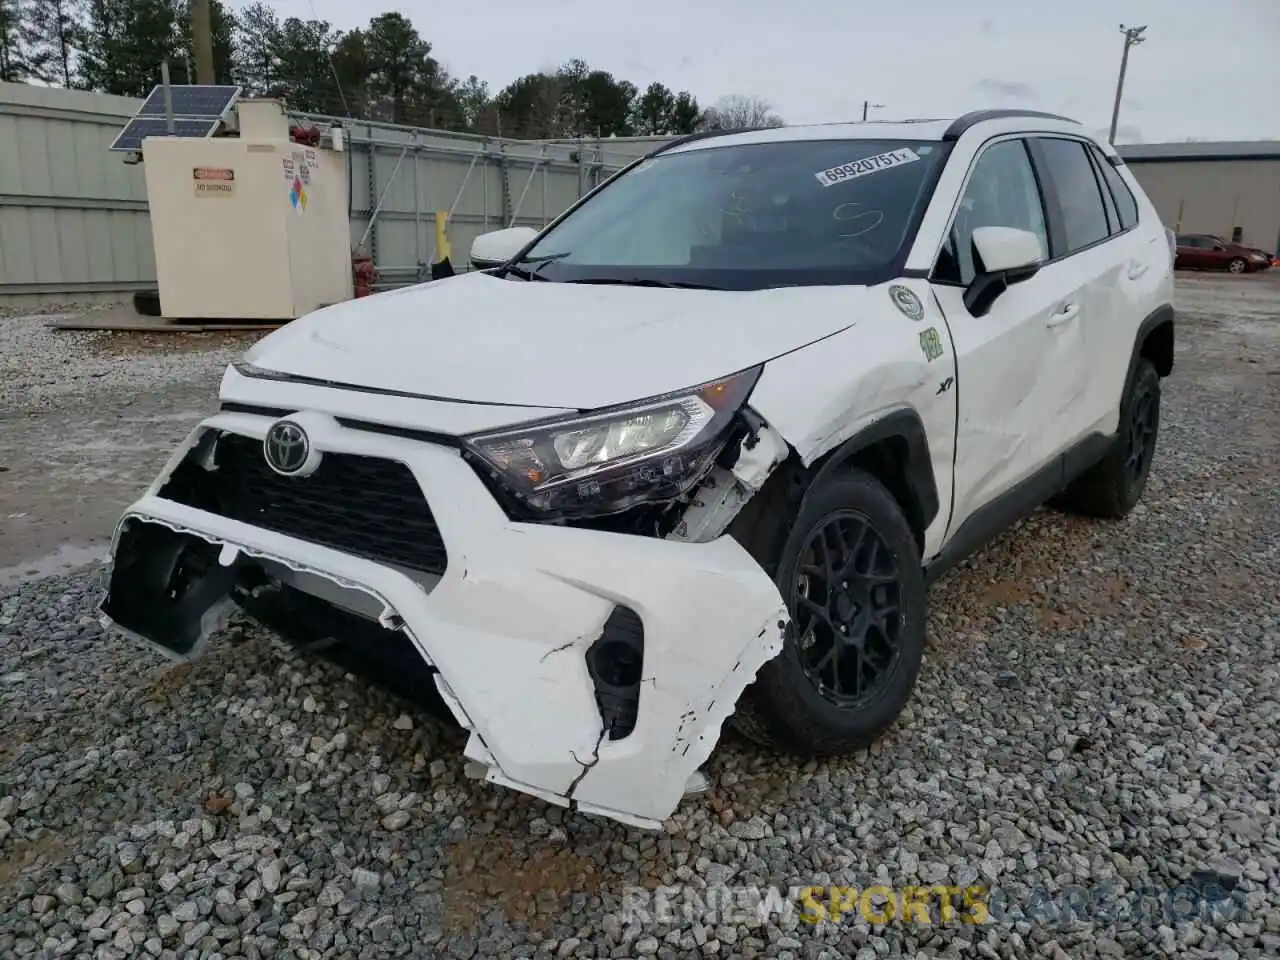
<box><xmin>291</xmin><ymin>113</ymin><xmax>677</xmax><ymax>288</ymax></box>
<box><xmin>0</xmin><ymin>82</ymin><xmax>156</xmax><ymax>308</ymax></box>
<box><xmin>0</xmin><ymin>81</ymin><xmax>678</xmax><ymax>308</ymax></box>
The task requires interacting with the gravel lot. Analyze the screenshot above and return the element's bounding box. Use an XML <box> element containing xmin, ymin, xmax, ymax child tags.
<box><xmin>1</xmin><ymin>274</ymin><xmax>1278</xmax><ymax>960</ymax></box>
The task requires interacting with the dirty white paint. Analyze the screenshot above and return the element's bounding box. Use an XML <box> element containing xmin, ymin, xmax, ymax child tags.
<box><xmin>235</xmin><ymin>273</ymin><xmax>869</xmax><ymax>411</ymax></box>
<box><xmin>105</xmin><ymin>412</ymin><xmax>788</xmax><ymax>828</ymax></box>
<box><xmin>97</xmin><ymin>114</ymin><xmax>1176</xmax><ymax>829</ymax></box>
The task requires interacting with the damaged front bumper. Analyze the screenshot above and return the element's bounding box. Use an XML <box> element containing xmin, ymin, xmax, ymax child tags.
<box><xmin>100</xmin><ymin>410</ymin><xmax>788</xmax><ymax>829</ymax></box>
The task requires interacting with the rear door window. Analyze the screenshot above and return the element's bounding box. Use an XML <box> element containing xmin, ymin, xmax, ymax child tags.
<box><xmin>1031</xmin><ymin>138</ymin><xmax>1111</xmax><ymax>254</ymax></box>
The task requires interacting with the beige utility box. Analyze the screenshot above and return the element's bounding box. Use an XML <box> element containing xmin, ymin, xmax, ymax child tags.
<box><xmin>141</xmin><ymin>99</ymin><xmax>353</xmax><ymax>320</ymax></box>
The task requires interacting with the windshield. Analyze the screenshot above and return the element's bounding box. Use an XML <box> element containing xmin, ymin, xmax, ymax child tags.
<box><xmin>514</xmin><ymin>138</ymin><xmax>947</xmax><ymax>290</ymax></box>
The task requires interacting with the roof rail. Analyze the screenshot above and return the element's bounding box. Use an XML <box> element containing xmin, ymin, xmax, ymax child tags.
<box><xmin>943</xmin><ymin>109</ymin><xmax>1079</xmax><ymax>141</ymax></box>
<box><xmin>645</xmin><ymin>128</ymin><xmax>752</xmax><ymax>156</ymax></box>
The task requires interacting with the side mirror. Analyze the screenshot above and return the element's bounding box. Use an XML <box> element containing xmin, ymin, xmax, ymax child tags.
<box><xmin>963</xmin><ymin>226</ymin><xmax>1044</xmax><ymax>317</ymax></box>
<box><xmin>470</xmin><ymin>226</ymin><xmax>539</xmax><ymax>270</ymax></box>
<box><xmin>1213</xmin><ymin>244</ymin><xmax>1226</xmax><ymax>251</ymax></box>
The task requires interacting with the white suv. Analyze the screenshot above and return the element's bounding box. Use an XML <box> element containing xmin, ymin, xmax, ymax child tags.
<box><xmin>101</xmin><ymin>110</ymin><xmax>1175</xmax><ymax>830</ymax></box>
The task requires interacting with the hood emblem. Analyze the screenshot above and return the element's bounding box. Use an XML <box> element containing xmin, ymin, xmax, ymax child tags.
<box><xmin>263</xmin><ymin>420</ymin><xmax>314</xmax><ymax>476</ymax></box>
<box><xmin>889</xmin><ymin>285</ymin><xmax>924</xmax><ymax>321</ymax></box>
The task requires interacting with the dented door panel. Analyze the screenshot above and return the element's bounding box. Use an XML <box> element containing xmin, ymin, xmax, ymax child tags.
<box><xmin>748</xmin><ymin>279</ymin><xmax>959</xmax><ymax>560</ymax></box>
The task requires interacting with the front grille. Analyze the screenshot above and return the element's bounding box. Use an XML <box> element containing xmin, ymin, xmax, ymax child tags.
<box><xmin>196</xmin><ymin>432</ymin><xmax>448</xmax><ymax>576</ymax></box>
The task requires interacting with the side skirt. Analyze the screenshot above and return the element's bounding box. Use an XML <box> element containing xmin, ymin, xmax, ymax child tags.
<box><xmin>923</xmin><ymin>431</ymin><xmax>1114</xmax><ymax>587</ymax></box>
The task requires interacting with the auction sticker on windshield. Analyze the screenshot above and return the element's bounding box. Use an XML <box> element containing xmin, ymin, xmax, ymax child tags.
<box><xmin>814</xmin><ymin>148</ymin><xmax>921</xmax><ymax>187</ymax></box>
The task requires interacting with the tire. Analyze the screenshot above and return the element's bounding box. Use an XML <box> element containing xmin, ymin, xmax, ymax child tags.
<box><xmin>1057</xmin><ymin>359</ymin><xmax>1161</xmax><ymax>519</ymax></box>
<box><xmin>1228</xmin><ymin>258</ymin><xmax>1247</xmax><ymax>274</ymax></box>
<box><xmin>731</xmin><ymin>469</ymin><xmax>927</xmax><ymax>756</ymax></box>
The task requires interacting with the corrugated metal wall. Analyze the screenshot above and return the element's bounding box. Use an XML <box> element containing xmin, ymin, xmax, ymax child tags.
<box><xmin>291</xmin><ymin>113</ymin><xmax>676</xmax><ymax>287</ymax></box>
<box><xmin>0</xmin><ymin>83</ymin><xmax>155</xmax><ymax>308</ymax></box>
<box><xmin>1125</xmin><ymin>158</ymin><xmax>1280</xmax><ymax>253</ymax></box>
<box><xmin>0</xmin><ymin>83</ymin><xmax>677</xmax><ymax>309</ymax></box>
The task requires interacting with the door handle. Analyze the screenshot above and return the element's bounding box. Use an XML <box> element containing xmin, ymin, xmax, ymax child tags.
<box><xmin>1047</xmin><ymin>303</ymin><xmax>1079</xmax><ymax>327</ymax></box>
<box><xmin>1128</xmin><ymin>262</ymin><xmax>1149</xmax><ymax>280</ymax></box>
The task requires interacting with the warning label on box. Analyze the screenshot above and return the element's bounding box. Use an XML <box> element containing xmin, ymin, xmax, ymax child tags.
<box><xmin>193</xmin><ymin>167</ymin><xmax>235</xmax><ymax>197</ymax></box>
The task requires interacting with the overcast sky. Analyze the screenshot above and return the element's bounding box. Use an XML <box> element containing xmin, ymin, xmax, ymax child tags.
<box><xmin>238</xmin><ymin>0</ymin><xmax>1280</xmax><ymax>144</ymax></box>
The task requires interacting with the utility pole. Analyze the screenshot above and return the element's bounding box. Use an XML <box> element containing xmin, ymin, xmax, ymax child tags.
<box><xmin>1108</xmin><ymin>24</ymin><xmax>1147</xmax><ymax>145</ymax></box>
<box><xmin>861</xmin><ymin>101</ymin><xmax>885</xmax><ymax>121</ymax></box>
<box><xmin>191</xmin><ymin>0</ymin><xmax>215</xmax><ymax>85</ymax></box>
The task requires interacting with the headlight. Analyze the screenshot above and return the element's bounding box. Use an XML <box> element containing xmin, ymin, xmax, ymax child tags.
<box><xmin>463</xmin><ymin>367</ymin><xmax>762</xmax><ymax>520</ymax></box>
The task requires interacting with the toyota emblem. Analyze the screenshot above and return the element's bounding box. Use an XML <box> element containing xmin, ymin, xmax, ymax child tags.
<box><xmin>263</xmin><ymin>420</ymin><xmax>311</xmax><ymax>475</ymax></box>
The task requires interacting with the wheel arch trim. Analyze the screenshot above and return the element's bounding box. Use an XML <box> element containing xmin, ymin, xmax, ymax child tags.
<box><xmin>1130</xmin><ymin>303</ymin><xmax>1175</xmax><ymax>381</ymax></box>
<box><xmin>804</xmin><ymin>407</ymin><xmax>941</xmax><ymax>536</ymax></box>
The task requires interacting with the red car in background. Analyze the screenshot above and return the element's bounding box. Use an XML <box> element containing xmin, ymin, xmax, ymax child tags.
<box><xmin>1174</xmin><ymin>234</ymin><xmax>1274</xmax><ymax>274</ymax></box>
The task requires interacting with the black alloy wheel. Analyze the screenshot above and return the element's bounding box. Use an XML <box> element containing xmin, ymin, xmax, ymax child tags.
<box><xmin>1124</xmin><ymin>387</ymin><xmax>1157</xmax><ymax>488</ymax></box>
<box><xmin>792</xmin><ymin>511</ymin><xmax>903</xmax><ymax>706</ymax></box>
<box><xmin>729</xmin><ymin>469</ymin><xmax>927</xmax><ymax>755</ymax></box>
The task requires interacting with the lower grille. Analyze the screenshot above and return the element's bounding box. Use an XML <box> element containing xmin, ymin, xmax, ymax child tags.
<box><xmin>177</xmin><ymin>432</ymin><xmax>449</xmax><ymax>576</ymax></box>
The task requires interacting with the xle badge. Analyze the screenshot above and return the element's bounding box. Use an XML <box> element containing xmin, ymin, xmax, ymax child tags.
<box><xmin>919</xmin><ymin>327</ymin><xmax>944</xmax><ymax>362</ymax></box>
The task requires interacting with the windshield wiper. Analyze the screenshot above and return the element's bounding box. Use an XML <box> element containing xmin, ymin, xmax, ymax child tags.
<box><xmin>504</xmin><ymin>251</ymin><xmax>570</xmax><ymax>281</ymax></box>
<box><xmin>565</xmin><ymin>277</ymin><xmax>726</xmax><ymax>290</ymax></box>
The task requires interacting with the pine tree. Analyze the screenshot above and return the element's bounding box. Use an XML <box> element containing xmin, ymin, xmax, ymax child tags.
<box><xmin>78</xmin><ymin>0</ymin><xmax>179</xmax><ymax>97</ymax></box>
<box><xmin>23</xmin><ymin>0</ymin><xmax>85</xmax><ymax>86</ymax></box>
<box><xmin>0</xmin><ymin>0</ymin><xmax>32</xmax><ymax>82</ymax></box>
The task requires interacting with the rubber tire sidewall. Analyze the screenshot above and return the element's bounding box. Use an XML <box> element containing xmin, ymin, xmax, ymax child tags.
<box><xmin>1114</xmin><ymin>358</ymin><xmax>1162</xmax><ymax>512</ymax></box>
<box><xmin>1228</xmin><ymin>258</ymin><xmax>1247</xmax><ymax>274</ymax></box>
<box><xmin>1057</xmin><ymin>357</ymin><xmax>1162</xmax><ymax>518</ymax></box>
<box><xmin>742</xmin><ymin>469</ymin><xmax>927</xmax><ymax>756</ymax></box>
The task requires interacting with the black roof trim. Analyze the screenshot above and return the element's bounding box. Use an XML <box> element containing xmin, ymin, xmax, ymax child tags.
<box><xmin>1123</xmin><ymin>152</ymin><xmax>1280</xmax><ymax>165</ymax></box>
<box><xmin>646</xmin><ymin>128</ymin><xmax>753</xmax><ymax>156</ymax></box>
<box><xmin>942</xmin><ymin>109</ymin><xmax>1079</xmax><ymax>141</ymax></box>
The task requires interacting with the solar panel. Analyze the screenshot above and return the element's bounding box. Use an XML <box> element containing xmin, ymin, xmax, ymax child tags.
<box><xmin>137</xmin><ymin>84</ymin><xmax>241</xmax><ymax>119</ymax></box>
<box><xmin>109</xmin><ymin>117</ymin><xmax>221</xmax><ymax>153</ymax></box>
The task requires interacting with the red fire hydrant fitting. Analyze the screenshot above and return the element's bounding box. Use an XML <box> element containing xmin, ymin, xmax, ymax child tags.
<box><xmin>352</xmin><ymin>253</ymin><xmax>376</xmax><ymax>298</ymax></box>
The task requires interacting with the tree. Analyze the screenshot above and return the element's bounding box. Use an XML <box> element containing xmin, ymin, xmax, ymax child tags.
<box><xmin>701</xmin><ymin>94</ymin><xmax>784</xmax><ymax>131</ymax></box>
<box><xmin>575</xmin><ymin>67</ymin><xmax>636</xmax><ymax>136</ymax></box>
<box><xmin>633</xmin><ymin>82</ymin><xmax>675</xmax><ymax>135</ymax></box>
<box><xmin>669</xmin><ymin>91</ymin><xmax>700</xmax><ymax>134</ymax></box>
<box><xmin>0</xmin><ymin>0</ymin><xmax>33</xmax><ymax>82</ymax></box>
<box><xmin>495</xmin><ymin>72</ymin><xmax>564</xmax><ymax>138</ymax></box>
<box><xmin>78</xmin><ymin>0</ymin><xmax>181</xmax><ymax>97</ymax></box>
<box><xmin>452</xmin><ymin>74</ymin><xmax>492</xmax><ymax>132</ymax></box>
<box><xmin>22</xmin><ymin>0</ymin><xmax>85</xmax><ymax>86</ymax></box>
<box><xmin>363</xmin><ymin>12</ymin><xmax>448</xmax><ymax>125</ymax></box>
<box><xmin>231</xmin><ymin>2</ymin><xmax>279</xmax><ymax>94</ymax></box>
<box><xmin>271</xmin><ymin>17</ymin><xmax>340</xmax><ymax>113</ymax></box>
<box><xmin>632</xmin><ymin>82</ymin><xmax>701</xmax><ymax>135</ymax></box>
<box><xmin>327</xmin><ymin>28</ymin><xmax>368</xmax><ymax>116</ymax></box>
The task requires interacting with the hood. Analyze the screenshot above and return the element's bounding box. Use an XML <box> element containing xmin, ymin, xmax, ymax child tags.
<box><xmin>242</xmin><ymin>272</ymin><xmax>866</xmax><ymax>410</ymax></box>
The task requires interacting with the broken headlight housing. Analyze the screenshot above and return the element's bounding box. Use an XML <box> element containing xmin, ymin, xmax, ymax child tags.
<box><xmin>463</xmin><ymin>367</ymin><xmax>761</xmax><ymax>520</ymax></box>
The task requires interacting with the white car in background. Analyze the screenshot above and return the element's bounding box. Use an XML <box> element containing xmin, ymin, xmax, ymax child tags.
<box><xmin>101</xmin><ymin>109</ymin><xmax>1175</xmax><ymax>830</ymax></box>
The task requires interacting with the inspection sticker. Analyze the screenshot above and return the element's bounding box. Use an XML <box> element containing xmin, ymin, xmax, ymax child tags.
<box><xmin>814</xmin><ymin>148</ymin><xmax>920</xmax><ymax>187</ymax></box>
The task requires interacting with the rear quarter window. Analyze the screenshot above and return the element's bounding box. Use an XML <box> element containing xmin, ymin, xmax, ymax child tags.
<box><xmin>1093</xmin><ymin>148</ymin><xmax>1140</xmax><ymax>230</ymax></box>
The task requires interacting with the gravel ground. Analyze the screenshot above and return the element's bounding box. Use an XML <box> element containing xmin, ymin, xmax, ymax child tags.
<box><xmin>0</xmin><ymin>311</ymin><xmax>260</xmax><ymax>583</ymax></box>
<box><xmin>1</xmin><ymin>274</ymin><xmax>1278</xmax><ymax>960</ymax></box>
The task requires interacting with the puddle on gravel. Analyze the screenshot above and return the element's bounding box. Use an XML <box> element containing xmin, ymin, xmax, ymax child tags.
<box><xmin>0</xmin><ymin>542</ymin><xmax>108</xmax><ymax>589</ymax></box>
